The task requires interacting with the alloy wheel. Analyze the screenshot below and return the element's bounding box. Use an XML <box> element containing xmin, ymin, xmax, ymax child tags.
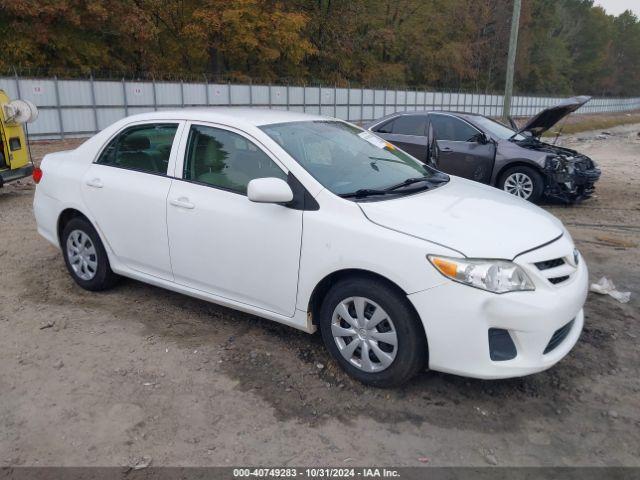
<box><xmin>503</xmin><ymin>172</ymin><xmax>534</xmax><ymax>199</ymax></box>
<box><xmin>66</xmin><ymin>229</ymin><xmax>98</xmax><ymax>281</ymax></box>
<box><xmin>331</xmin><ymin>296</ymin><xmax>398</xmax><ymax>372</ymax></box>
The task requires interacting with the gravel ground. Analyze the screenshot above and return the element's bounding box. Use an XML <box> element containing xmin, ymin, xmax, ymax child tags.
<box><xmin>0</xmin><ymin>124</ymin><xmax>639</xmax><ymax>467</ymax></box>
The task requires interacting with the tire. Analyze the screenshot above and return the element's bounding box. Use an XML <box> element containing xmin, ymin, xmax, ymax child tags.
<box><xmin>498</xmin><ymin>165</ymin><xmax>544</xmax><ymax>203</ymax></box>
<box><xmin>318</xmin><ymin>277</ymin><xmax>427</xmax><ymax>388</ymax></box>
<box><xmin>61</xmin><ymin>217</ymin><xmax>119</xmax><ymax>291</ymax></box>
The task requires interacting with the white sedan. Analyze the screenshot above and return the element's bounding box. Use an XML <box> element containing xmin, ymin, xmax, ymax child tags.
<box><xmin>33</xmin><ymin>109</ymin><xmax>588</xmax><ymax>387</ymax></box>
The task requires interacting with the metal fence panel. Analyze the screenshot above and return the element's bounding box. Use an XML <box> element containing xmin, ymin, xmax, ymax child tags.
<box><xmin>320</xmin><ymin>87</ymin><xmax>334</xmax><ymax>105</ymax></box>
<box><xmin>183</xmin><ymin>83</ymin><xmax>207</xmax><ymax>105</ymax></box>
<box><xmin>125</xmin><ymin>82</ymin><xmax>154</xmax><ymax>106</ymax></box>
<box><xmin>206</xmin><ymin>84</ymin><xmax>228</xmax><ymax>105</ymax></box>
<box><xmin>0</xmin><ymin>77</ymin><xmax>19</xmax><ymax>98</ymax></box>
<box><xmin>19</xmin><ymin>78</ymin><xmax>58</xmax><ymax>106</ymax></box>
<box><xmin>271</xmin><ymin>85</ymin><xmax>287</xmax><ymax>105</ymax></box>
<box><xmin>230</xmin><ymin>84</ymin><xmax>250</xmax><ymax>105</ymax></box>
<box><xmin>61</xmin><ymin>108</ymin><xmax>94</xmax><ymax>134</ymax></box>
<box><xmin>155</xmin><ymin>82</ymin><xmax>182</xmax><ymax>106</ymax></box>
<box><xmin>289</xmin><ymin>86</ymin><xmax>304</xmax><ymax>106</ymax></box>
<box><xmin>2</xmin><ymin>75</ymin><xmax>639</xmax><ymax>139</ymax></box>
<box><xmin>59</xmin><ymin>80</ymin><xmax>93</xmax><ymax>106</ymax></box>
<box><xmin>97</xmin><ymin>108</ymin><xmax>126</xmax><ymax>130</ymax></box>
<box><xmin>93</xmin><ymin>81</ymin><xmax>124</xmax><ymax>106</ymax></box>
<box><xmin>27</xmin><ymin>108</ymin><xmax>60</xmax><ymax>135</ymax></box>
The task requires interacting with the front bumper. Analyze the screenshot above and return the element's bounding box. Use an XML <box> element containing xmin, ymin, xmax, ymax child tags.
<box><xmin>545</xmin><ymin>166</ymin><xmax>601</xmax><ymax>203</ymax></box>
<box><xmin>409</xmin><ymin>235</ymin><xmax>588</xmax><ymax>379</ymax></box>
<box><xmin>0</xmin><ymin>164</ymin><xmax>34</xmax><ymax>187</ymax></box>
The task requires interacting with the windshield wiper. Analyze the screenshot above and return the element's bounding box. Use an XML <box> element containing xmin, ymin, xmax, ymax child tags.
<box><xmin>385</xmin><ymin>176</ymin><xmax>437</xmax><ymax>192</ymax></box>
<box><xmin>340</xmin><ymin>176</ymin><xmax>447</xmax><ymax>199</ymax></box>
<box><xmin>339</xmin><ymin>188</ymin><xmax>388</xmax><ymax>199</ymax></box>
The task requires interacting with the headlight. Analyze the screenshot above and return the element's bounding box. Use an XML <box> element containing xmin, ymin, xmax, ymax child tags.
<box><xmin>428</xmin><ymin>255</ymin><xmax>535</xmax><ymax>293</ymax></box>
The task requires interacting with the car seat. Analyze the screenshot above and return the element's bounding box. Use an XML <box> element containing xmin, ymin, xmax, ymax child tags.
<box><xmin>118</xmin><ymin>135</ymin><xmax>156</xmax><ymax>172</ymax></box>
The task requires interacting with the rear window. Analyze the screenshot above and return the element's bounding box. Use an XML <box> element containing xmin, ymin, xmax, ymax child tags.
<box><xmin>97</xmin><ymin>123</ymin><xmax>178</xmax><ymax>175</ymax></box>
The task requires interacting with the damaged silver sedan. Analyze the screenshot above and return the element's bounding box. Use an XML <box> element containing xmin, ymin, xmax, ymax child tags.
<box><xmin>367</xmin><ymin>96</ymin><xmax>601</xmax><ymax>204</ymax></box>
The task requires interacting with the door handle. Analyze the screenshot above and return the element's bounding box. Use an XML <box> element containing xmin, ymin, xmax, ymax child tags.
<box><xmin>85</xmin><ymin>178</ymin><xmax>103</xmax><ymax>188</ymax></box>
<box><xmin>169</xmin><ymin>197</ymin><xmax>195</xmax><ymax>210</ymax></box>
<box><xmin>440</xmin><ymin>146</ymin><xmax>453</xmax><ymax>152</ymax></box>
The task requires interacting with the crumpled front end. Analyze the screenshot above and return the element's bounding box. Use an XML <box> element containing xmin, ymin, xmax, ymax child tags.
<box><xmin>544</xmin><ymin>153</ymin><xmax>601</xmax><ymax>203</ymax></box>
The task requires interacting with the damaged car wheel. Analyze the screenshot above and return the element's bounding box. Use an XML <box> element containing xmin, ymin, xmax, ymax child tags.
<box><xmin>499</xmin><ymin>166</ymin><xmax>544</xmax><ymax>203</ymax></box>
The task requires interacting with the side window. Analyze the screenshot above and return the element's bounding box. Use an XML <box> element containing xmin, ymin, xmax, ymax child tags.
<box><xmin>391</xmin><ymin>115</ymin><xmax>427</xmax><ymax>136</ymax></box>
<box><xmin>97</xmin><ymin>123</ymin><xmax>178</xmax><ymax>174</ymax></box>
<box><xmin>374</xmin><ymin>119</ymin><xmax>395</xmax><ymax>134</ymax></box>
<box><xmin>183</xmin><ymin>125</ymin><xmax>287</xmax><ymax>194</ymax></box>
<box><xmin>430</xmin><ymin>115</ymin><xmax>478</xmax><ymax>142</ymax></box>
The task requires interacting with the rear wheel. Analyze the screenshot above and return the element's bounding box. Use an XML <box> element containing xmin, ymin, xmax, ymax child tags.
<box><xmin>61</xmin><ymin>217</ymin><xmax>119</xmax><ymax>291</ymax></box>
<box><xmin>498</xmin><ymin>165</ymin><xmax>544</xmax><ymax>203</ymax></box>
<box><xmin>318</xmin><ymin>277</ymin><xmax>427</xmax><ymax>388</ymax></box>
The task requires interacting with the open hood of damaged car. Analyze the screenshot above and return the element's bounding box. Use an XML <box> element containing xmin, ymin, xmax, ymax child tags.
<box><xmin>516</xmin><ymin>96</ymin><xmax>591</xmax><ymax>137</ymax></box>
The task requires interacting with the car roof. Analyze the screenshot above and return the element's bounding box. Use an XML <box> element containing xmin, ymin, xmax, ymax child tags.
<box><xmin>120</xmin><ymin>108</ymin><xmax>329</xmax><ymax>128</ymax></box>
<box><xmin>367</xmin><ymin>110</ymin><xmax>483</xmax><ymax>126</ymax></box>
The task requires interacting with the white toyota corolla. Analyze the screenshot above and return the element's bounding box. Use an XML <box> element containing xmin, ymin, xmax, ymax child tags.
<box><xmin>33</xmin><ymin>109</ymin><xmax>588</xmax><ymax>387</ymax></box>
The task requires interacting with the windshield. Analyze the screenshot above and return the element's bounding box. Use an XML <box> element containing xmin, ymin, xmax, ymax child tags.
<box><xmin>260</xmin><ymin>121</ymin><xmax>446</xmax><ymax>197</ymax></box>
<box><xmin>470</xmin><ymin>116</ymin><xmax>525</xmax><ymax>141</ymax></box>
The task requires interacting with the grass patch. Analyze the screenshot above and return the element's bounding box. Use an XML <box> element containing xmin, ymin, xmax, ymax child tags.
<box><xmin>543</xmin><ymin>113</ymin><xmax>640</xmax><ymax>136</ymax></box>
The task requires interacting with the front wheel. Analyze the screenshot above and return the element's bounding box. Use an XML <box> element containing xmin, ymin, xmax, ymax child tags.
<box><xmin>318</xmin><ymin>277</ymin><xmax>427</xmax><ymax>388</ymax></box>
<box><xmin>498</xmin><ymin>165</ymin><xmax>544</xmax><ymax>203</ymax></box>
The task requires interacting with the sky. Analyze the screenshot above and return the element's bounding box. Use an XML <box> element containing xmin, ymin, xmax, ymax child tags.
<box><xmin>595</xmin><ymin>0</ymin><xmax>640</xmax><ymax>17</ymax></box>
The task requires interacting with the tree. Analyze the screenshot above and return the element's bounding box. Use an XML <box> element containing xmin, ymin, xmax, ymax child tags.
<box><xmin>1</xmin><ymin>0</ymin><xmax>638</xmax><ymax>95</ymax></box>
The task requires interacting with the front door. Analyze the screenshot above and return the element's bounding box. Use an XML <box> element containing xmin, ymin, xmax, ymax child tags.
<box><xmin>166</xmin><ymin>123</ymin><xmax>303</xmax><ymax>317</ymax></box>
<box><xmin>81</xmin><ymin>122</ymin><xmax>182</xmax><ymax>280</ymax></box>
<box><xmin>429</xmin><ymin>114</ymin><xmax>495</xmax><ymax>183</ymax></box>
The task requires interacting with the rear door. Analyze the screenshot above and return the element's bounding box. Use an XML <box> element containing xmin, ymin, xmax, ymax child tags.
<box><xmin>81</xmin><ymin>121</ymin><xmax>183</xmax><ymax>280</ymax></box>
<box><xmin>429</xmin><ymin>113</ymin><xmax>495</xmax><ymax>183</ymax></box>
<box><xmin>372</xmin><ymin>114</ymin><xmax>429</xmax><ymax>161</ymax></box>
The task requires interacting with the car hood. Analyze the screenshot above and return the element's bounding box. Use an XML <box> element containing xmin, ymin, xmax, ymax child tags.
<box><xmin>516</xmin><ymin>95</ymin><xmax>591</xmax><ymax>137</ymax></box>
<box><xmin>358</xmin><ymin>177</ymin><xmax>564</xmax><ymax>259</ymax></box>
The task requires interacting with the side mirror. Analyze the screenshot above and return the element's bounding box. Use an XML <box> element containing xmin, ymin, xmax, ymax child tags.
<box><xmin>247</xmin><ymin>177</ymin><xmax>293</xmax><ymax>204</ymax></box>
<box><xmin>472</xmin><ymin>132</ymin><xmax>489</xmax><ymax>144</ymax></box>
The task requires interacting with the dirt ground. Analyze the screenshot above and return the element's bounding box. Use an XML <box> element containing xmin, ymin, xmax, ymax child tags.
<box><xmin>0</xmin><ymin>124</ymin><xmax>639</xmax><ymax>467</ymax></box>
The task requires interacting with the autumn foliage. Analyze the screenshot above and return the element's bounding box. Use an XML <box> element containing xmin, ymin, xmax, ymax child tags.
<box><xmin>1</xmin><ymin>0</ymin><xmax>639</xmax><ymax>96</ymax></box>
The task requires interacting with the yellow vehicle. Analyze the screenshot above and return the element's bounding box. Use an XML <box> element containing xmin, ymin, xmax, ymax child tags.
<box><xmin>0</xmin><ymin>90</ymin><xmax>37</xmax><ymax>187</ymax></box>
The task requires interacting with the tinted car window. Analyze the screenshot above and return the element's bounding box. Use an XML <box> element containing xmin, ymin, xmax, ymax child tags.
<box><xmin>97</xmin><ymin>123</ymin><xmax>178</xmax><ymax>174</ymax></box>
<box><xmin>183</xmin><ymin>125</ymin><xmax>287</xmax><ymax>194</ymax></box>
<box><xmin>430</xmin><ymin>115</ymin><xmax>478</xmax><ymax>142</ymax></box>
<box><xmin>374</xmin><ymin>119</ymin><xmax>394</xmax><ymax>134</ymax></box>
<box><xmin>392</xmin><ymin>115</ymin><xmax>427</xmax><ymax>136</ymax></box>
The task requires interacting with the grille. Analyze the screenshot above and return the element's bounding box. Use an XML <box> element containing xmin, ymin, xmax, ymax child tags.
<box><xmin>535</xmin><ymin>258</ymin><xmax>565</xmax><ymax>270</ymax></box>
<box><xmin>534</xmin><ymin>256</ymin><xmax>572</xmax><ymax>285</ymax></box>
<box><xmin>548</xmin><ymin>275</ymin><xmax>570</xmax><ymax>285</ymax></box>
<box><xmin>544</xmin><ymin>320</ymin><xmax>574</xmax><ymax>354</ymax></box>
